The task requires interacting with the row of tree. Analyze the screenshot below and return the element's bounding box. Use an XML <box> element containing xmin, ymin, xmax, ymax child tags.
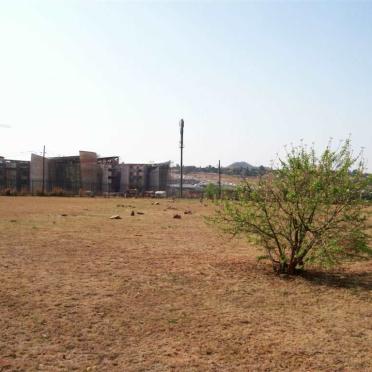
<box><xmin>173</xmin><ymin>164</ymin><xmax>269</xmax><ymax>177</ymax></box>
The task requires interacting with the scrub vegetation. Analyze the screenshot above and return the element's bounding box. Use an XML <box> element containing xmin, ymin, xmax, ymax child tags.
<box><xmin>214</xmin><ymin>140</ymin><xmax>371</xmax><ymax>274</ymax></box>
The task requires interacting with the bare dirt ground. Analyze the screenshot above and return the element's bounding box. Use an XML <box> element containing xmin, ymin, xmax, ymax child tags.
<box><xmin>0</xmin><ymin>197</ymin><xmax>371</xmax><ymax>371</ymax></box>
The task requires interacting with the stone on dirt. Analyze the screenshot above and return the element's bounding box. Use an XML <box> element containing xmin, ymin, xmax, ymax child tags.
<box><xmin>110</xmin><ymin>215</ymin><xmax>122</xmax><ymax>220</ymax></box>
<box><xmin>173</xmin><ymin>214</ymin><xmax>182</xmax><ymax>219</ymax></box>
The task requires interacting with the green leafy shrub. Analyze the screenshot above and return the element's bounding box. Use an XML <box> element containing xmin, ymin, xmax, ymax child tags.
<box><xmin>204</xmin><ymin>183</ymin><xmax>219</xmax><ymax>200</ymax></box>
<box><xmin>213</xmin><ymin>139</ymin><xmax>371</xmax><ymax>274</ymax></box>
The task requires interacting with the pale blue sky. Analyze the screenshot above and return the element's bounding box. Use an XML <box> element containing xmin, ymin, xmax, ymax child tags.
<box><xmin>0</xmin><ymin>0</ymin><xmax>371</xmax><ymax>168</ymax></box>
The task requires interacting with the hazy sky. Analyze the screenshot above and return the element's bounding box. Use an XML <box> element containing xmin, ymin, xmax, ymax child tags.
<box><xmin>0</xmin><ymin>1</ymin><xmax>371</xmax><ymax>168</ymax></box>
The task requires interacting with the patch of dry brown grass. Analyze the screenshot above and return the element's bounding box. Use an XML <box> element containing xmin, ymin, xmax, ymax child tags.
<box><xmin>0</xmin><ymin>197</ymin><xmax>371</xmax><ymax>371</ymax></box>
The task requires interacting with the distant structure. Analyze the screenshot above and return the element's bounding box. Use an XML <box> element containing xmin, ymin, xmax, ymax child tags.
<box><xmin>0</xmin><ymin>151</ymin><xmax>170</xmax><ymax>196</ymax></box>
<box><xmin>120</xmin><ymin>162</ymin><xmax>170</xmax><ymax>194</ymax></box>
<box><xmin>30</xmin><ymin>151</ymin><xmax>99</xmax><ymax>194</ymax></box>
<box><xmin>0</xmin><ymin>156</ymin><xmax>30</xmax><ymax>192</ymax></box>
<box><xmin>97</xmin><ymin>156</ymin><xmax>120</xmax><ymax>193</ymax></box>
<box><xmin>148</xmin><ymin>163</ymin><xmax>170</xmax><ymax>191</ymax></box>
<box><xmin>120</xmin><ymin>163</ymin><xmax>148</xmax><ymax>194</ymax></box>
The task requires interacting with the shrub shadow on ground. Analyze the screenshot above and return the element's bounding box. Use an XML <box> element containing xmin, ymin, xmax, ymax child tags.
<box><xmin>300</xmin><ymin>269</ymin><xmax>372</xmax><ymax>291</ymax></box>
<box><xmin>216</xmin><ymin>257</ymin><xmax>372</xmax><ymax>293</ymax></box>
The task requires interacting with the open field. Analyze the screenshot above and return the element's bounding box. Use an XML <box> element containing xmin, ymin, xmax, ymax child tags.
<box><xmin>0</xmin><ymin>197</ymin><xmax>371</xmax><ymax>371</ymax></box>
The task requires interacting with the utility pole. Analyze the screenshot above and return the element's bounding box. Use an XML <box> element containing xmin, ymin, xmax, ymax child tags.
<box><xmin>218</xmin><ymin>160</ymin><xmax>221</xmax><ymax>199</ymax></box>
<box><xmin>42</xmin><ymin>145</ymin><xmax>45</xmax><ymax>195</ymax></box>
<box><xmin>179</xmin><ymin>119</ymin><xmax>184</xmax><ymax>198</ymax></box>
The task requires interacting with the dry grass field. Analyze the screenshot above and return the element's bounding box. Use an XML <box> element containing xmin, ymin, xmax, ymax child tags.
<box><xmin>0</xmin><ymin>197</ymin><xmax>371</xmax><ymax>371</ymax></box>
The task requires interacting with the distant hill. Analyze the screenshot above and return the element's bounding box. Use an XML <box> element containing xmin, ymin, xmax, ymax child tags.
<box><xmin>227</xmin><ymin>161</ymin><xmax>255</xmax><ymax>170</ymax></box>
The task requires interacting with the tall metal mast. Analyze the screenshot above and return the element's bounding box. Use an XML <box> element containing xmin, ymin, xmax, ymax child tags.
<box><xmin>179</xmin><ymin>119</ymin><xmax>184</xmax><ymax>198</ymax></box>
<box><xmin>42</xmin><ymin>145</ymin><xmax>46</xmax><ymax>195</ymax></box>
<box><xmin>218</xmin><ymin>160</ymin><xmax>221</xmax><ymax>199</ymax></box>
